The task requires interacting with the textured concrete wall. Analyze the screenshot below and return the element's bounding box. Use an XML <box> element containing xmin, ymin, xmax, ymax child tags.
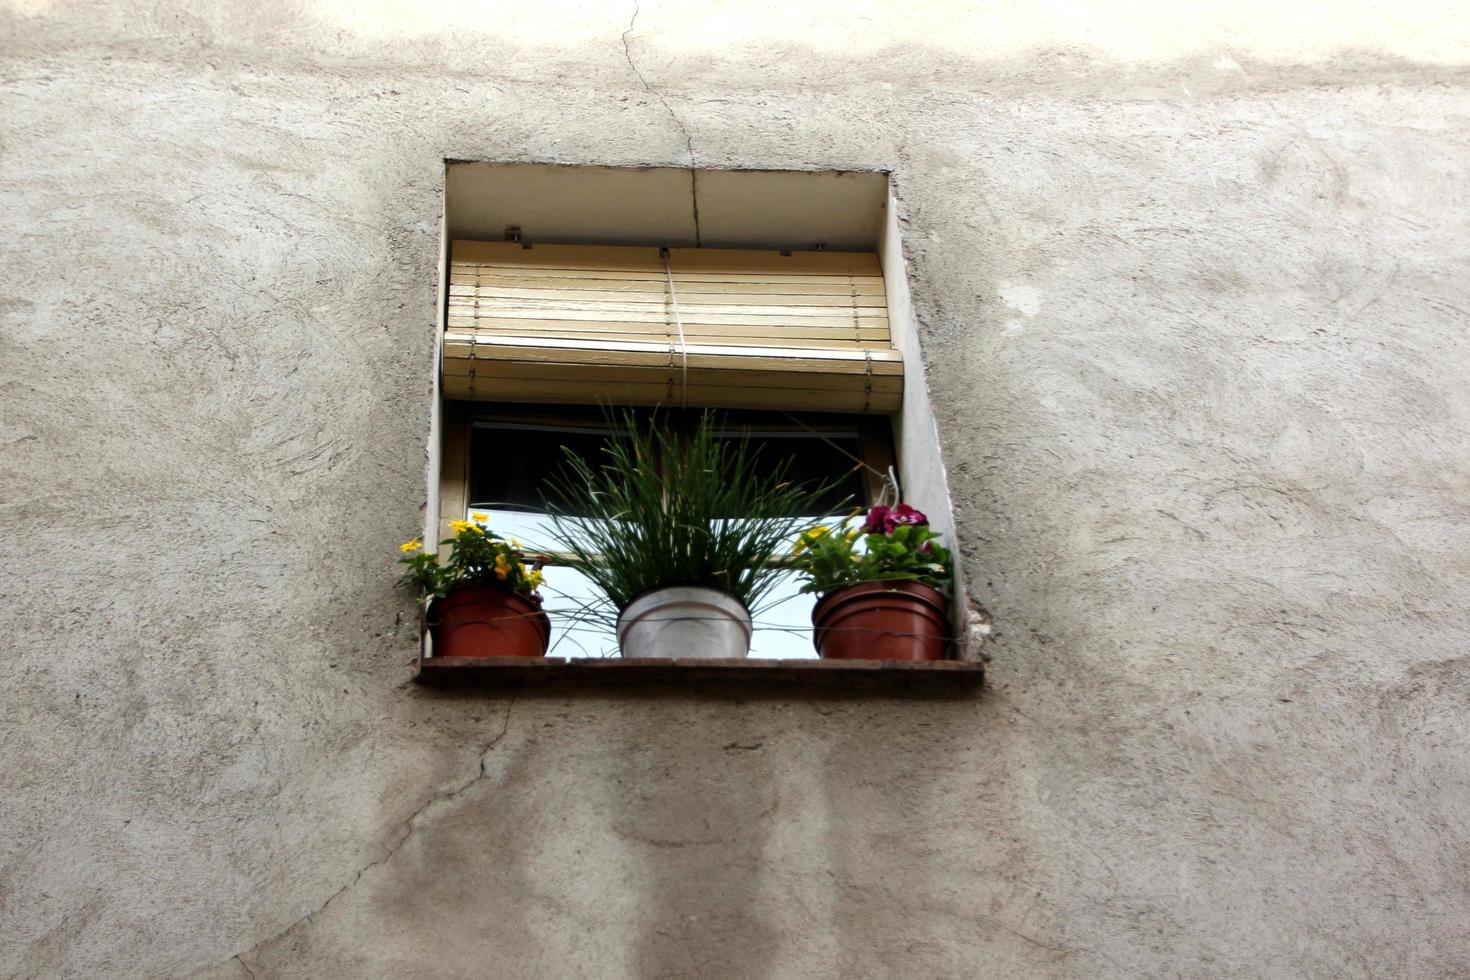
<box><xmin>3</xmin><ymin>2</ymin><xmax>1469</xmax><ymax>977</ymax></box>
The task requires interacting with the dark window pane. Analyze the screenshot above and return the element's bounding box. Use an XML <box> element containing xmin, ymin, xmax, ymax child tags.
<box><xmin>470</xmin><ymin>419</ymin><xmax>870</xmax><ymax>519</ymax></box>
<box><xmin>468</xmin><ymin>424</ymin><xmax>616</xmax><ymax>515</ymax></box>
<box><xmin>714</xmin><ymin>431</ymin><xmax>868</xmax><ymax>516</ymax></box>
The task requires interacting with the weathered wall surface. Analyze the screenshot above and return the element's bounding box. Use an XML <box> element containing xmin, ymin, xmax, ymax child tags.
<box><xmin>3</xmin><ymin>2</ymin><xmax>1469</xmax><ymax>977</ymax></box>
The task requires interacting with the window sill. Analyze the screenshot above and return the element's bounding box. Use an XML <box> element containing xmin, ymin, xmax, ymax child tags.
<box><xmin>414</xmin><ymin>655</ymin><xmax>984</xmax><ymax>691</ymax></box>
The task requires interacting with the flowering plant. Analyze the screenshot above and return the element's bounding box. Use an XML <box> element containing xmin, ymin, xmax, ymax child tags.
<box><xmin>789</xmin><ymin>503</ymin><xmax>952</xmax><ymax>596</ymax></box>
<box><xmin>397</xmin><ymin>513</ymin><xmax>545</xmax><ymax>605</ymax></box>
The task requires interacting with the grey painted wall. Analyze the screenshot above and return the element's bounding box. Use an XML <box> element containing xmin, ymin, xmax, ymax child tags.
<box><xmin>2</xmin><ymin>2</ymin><xmax>1468</xmax><ymax>977</ymax></box>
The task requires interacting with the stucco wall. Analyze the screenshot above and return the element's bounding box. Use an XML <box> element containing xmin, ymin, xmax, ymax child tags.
<box><xmin>3</xmin><ymin>2</ymin><xmax>1468</xmax><ymax>977</ymax></box>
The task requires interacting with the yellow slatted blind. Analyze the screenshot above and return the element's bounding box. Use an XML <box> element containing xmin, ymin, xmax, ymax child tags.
<box><xmin>444</xmin><ymin>241</ymin><xmax>903</xmax><ymax>414</ymax></box>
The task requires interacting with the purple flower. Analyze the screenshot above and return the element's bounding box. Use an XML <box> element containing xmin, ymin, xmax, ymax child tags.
<box><xmin>863</xmin><ymin>504</ymin><xmax>893</xmax><ymax>535</ymax></box>
<box><xmin>864</xmin><ymin>502</ymin><xmax>929</xmax><ymax>536</ymax></box>
<box><xmin>892</xmin><ymin>503</ymin><xmax>928</xmax><ymax>527</ymax></box>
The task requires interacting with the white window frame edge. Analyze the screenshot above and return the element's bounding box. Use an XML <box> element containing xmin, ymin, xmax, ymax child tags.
<box><xmin>879</xmin><ymin>181</ymin><xmax>988</xmax><ymax>661</ymax></box>
<box><xmin>418</xmin><ymin>169</ymin><xmax>452</xmax><ymax>657</ymax></box>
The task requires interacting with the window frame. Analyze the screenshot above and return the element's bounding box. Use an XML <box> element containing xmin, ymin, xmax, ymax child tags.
<box><xmin>438</xmin><ymin>403</ymin><xmax>894</xmax><ymax>546</ymax></box>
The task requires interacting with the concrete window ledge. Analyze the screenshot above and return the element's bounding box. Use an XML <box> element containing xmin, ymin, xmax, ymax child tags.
<box><xmin>415</xmin><ymin>656</ymin><xmax>984</xmax><ymax>691</ymax></box>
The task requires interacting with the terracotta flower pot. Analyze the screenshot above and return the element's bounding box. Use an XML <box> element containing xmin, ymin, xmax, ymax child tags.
<box><xmin>428</xmin><ymin>585</ymin><xmax>550</xmax><ymax>658</ymax></box>
<box><xmin>811</xmin><ymin>580</ymin><xmax>950</xmax><ymax>661</ymax></box>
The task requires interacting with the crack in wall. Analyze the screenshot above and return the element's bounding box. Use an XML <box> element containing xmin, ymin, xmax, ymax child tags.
<box><xmin>223</xmin><ymin>699</ymin><xmax>517</xmax><ymax>976</ymax></box>
<box><xmin>621</xmin><ymin>0</ymin><xmax>703</xmax><ymax>246</ymax></box>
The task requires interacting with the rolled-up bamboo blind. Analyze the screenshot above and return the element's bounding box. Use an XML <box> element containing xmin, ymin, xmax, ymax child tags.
<box><xmin>443</xmin><ymin>241</ymin><xmax>902</xmax><ymax>414</ymax></box>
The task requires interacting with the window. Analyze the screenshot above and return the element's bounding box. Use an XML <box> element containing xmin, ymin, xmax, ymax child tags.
<box><xmin>420</xmin><ymin>164</ymin><xmax>982</xmax><ymax>673</ymax></box>
<box><xmin>438</xmin><ymin>405</ymin><xmax>893</xmax><ymax>658</ymax></box>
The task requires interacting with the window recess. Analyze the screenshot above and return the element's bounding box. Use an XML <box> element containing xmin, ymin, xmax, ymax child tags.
<box><xmin>420</xmin><ymin>163</ymin><xmax>985</xmax><ymax>680</ymax></box>
<box><xmin>443</xmin><ymin>242</ymin><xmax>904</xmax><ymax>414</ymax></box>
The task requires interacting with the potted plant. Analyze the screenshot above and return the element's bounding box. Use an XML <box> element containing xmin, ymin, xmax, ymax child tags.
<box><xmin>543</xmin><ymin>412</ymin><xmax>832</xmax><ymax>659</ymax></box>
<box><xmin>790</xmin><ymin>503</ymin><xmax>954</xmax><ymax>661</ymax></box>
<box><xmin>398</xmin><ymin>514</ymin><xmax>550</xmax><ymax>658</ymax></box>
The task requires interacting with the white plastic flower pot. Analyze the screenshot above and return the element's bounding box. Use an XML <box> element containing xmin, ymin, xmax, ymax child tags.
<box><xmin>615</xmin><ymin>586</ymin><xmax>753</xmax><ymax>660</ymax></box>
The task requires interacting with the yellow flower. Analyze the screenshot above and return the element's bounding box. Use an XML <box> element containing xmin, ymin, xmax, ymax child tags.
<box><xmin>448</xmin><ymin>520</ymin><xmax>473</xmax><ymax>533</ymax></box>
<box><xmin>399</xmin><ymin>538</ymin><xmax>423</xmax><ymax>553</ymax></box>
<box><xmin>791</xmin><ymin>525</ymin><xmax>830</xmax><ymax>556</ymax></box>
<box><xmin>526</xmin><ymin>570</ymin><xmax>545</xmax><ymax>590</ymax></box>
<box><xmin>471</xmin><ymin>511</ymin><xmax>489</xmax><ymax>523</ymax></box>
<box><xmin>493</xmin><ymin>554</ymin><xmax>511</xmax><ymax>580</ymax></box>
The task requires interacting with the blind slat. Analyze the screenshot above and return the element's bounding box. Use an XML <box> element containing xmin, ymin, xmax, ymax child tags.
<box><xmin>445</xmin><ymin>363</ymin><xmax>904</xmax><ymax>395</ymax></box>
<box><xmin>447</xmin><ymin>326</ymin><xmax>892</xmax><ymax>347</ymax></box>
<box><xmin>450</xmin><ymin>286</ymin><xmax>889</xmax><ymax>309</ymax></box>
<box><xmin>445</xmin><ymin>335</ymin><xmax>903</xmax><ymax>370</ymax></box>
<box><xmin>454</xmin><ymin>267</ymin><xmax>886</xmax><ymax>286</ymax></box>
<box><xmin>442</xmin><ymin>377</ymin><xmax>895</xmax><ymax>414</ymax></box>
<box><xmin>451</xmin><ymin>298</ymin><xmax>887</xmax><ymax>316</ymax></box>
<box><xmin>450</xmin><ymin>273</ymin><xmax>886</xmax><ymax>296</ymax></box>
<box><xmin>449</xmin><ymin>308</ymin><xmax>888</xmax><ymax>330</ymax></box>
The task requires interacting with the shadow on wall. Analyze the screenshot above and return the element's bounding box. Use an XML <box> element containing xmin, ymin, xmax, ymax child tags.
<box><xmin>606</xmin><ymin>702</ymin><xmax>781</xmax><ymax>980</ymax></box>
<box><xmin>237</xmin><ymin>684</ymin><xmax>1015</xmax><ymax>977</ymax></box>
<box><xmin>589</xmin><ymin>687</ymin><xmax>1002</xmax><ymax>978</ymax></box>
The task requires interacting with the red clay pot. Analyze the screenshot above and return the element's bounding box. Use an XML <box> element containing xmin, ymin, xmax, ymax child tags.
<box><xmin>428</xmin><ymin>585</ymin><xmax>550</xmax><ymax>658</ymax></box>
<box><xmin>811</xmin><ymin>580</ymin><xmax>950</xmax><ymax>661</ymax></box>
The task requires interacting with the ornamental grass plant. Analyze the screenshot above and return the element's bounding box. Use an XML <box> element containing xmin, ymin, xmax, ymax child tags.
<box><xmin>541</xmin><ymin>411</ymin><xmax>840</xmax><ymax>619</ymax></box>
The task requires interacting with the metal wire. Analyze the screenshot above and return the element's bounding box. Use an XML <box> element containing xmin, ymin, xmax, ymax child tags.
<box><xmin>775</xmin><ymin>409</ymin><xmax>901</xmax><ymax>506</ymax></box>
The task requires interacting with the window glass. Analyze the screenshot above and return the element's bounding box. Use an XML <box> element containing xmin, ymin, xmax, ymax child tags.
<box><xmin>712</xmin><ymin>427</ymin><xmax>868</xmax><ymax>518</ymax></box>
<box><xmin>468</xmin><ymin>423</ymin><xmax>615</xmax><ymax>519</ymax></box>
<box><xmin>467</xmin><ymin>416</ymin><xmax>871</xmax><ymax>659</ymax></box>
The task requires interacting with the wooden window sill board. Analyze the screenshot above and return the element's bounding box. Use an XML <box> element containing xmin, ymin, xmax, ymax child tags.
<box><xmin>415</xmin><ymin>655</ymin><xmax>983</xmax><ymax>690</ymax></box>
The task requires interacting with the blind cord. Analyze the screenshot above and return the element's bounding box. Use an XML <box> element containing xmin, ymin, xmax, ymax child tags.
<box><xmin>662</xmin><ymin>252</ymin><xmax>689</xmax><ymax>409</ymax></box>
<box><xmin>659</xmin><ymin>250</ymin><xmax>897</xmax><ymax>507</ymax></box>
